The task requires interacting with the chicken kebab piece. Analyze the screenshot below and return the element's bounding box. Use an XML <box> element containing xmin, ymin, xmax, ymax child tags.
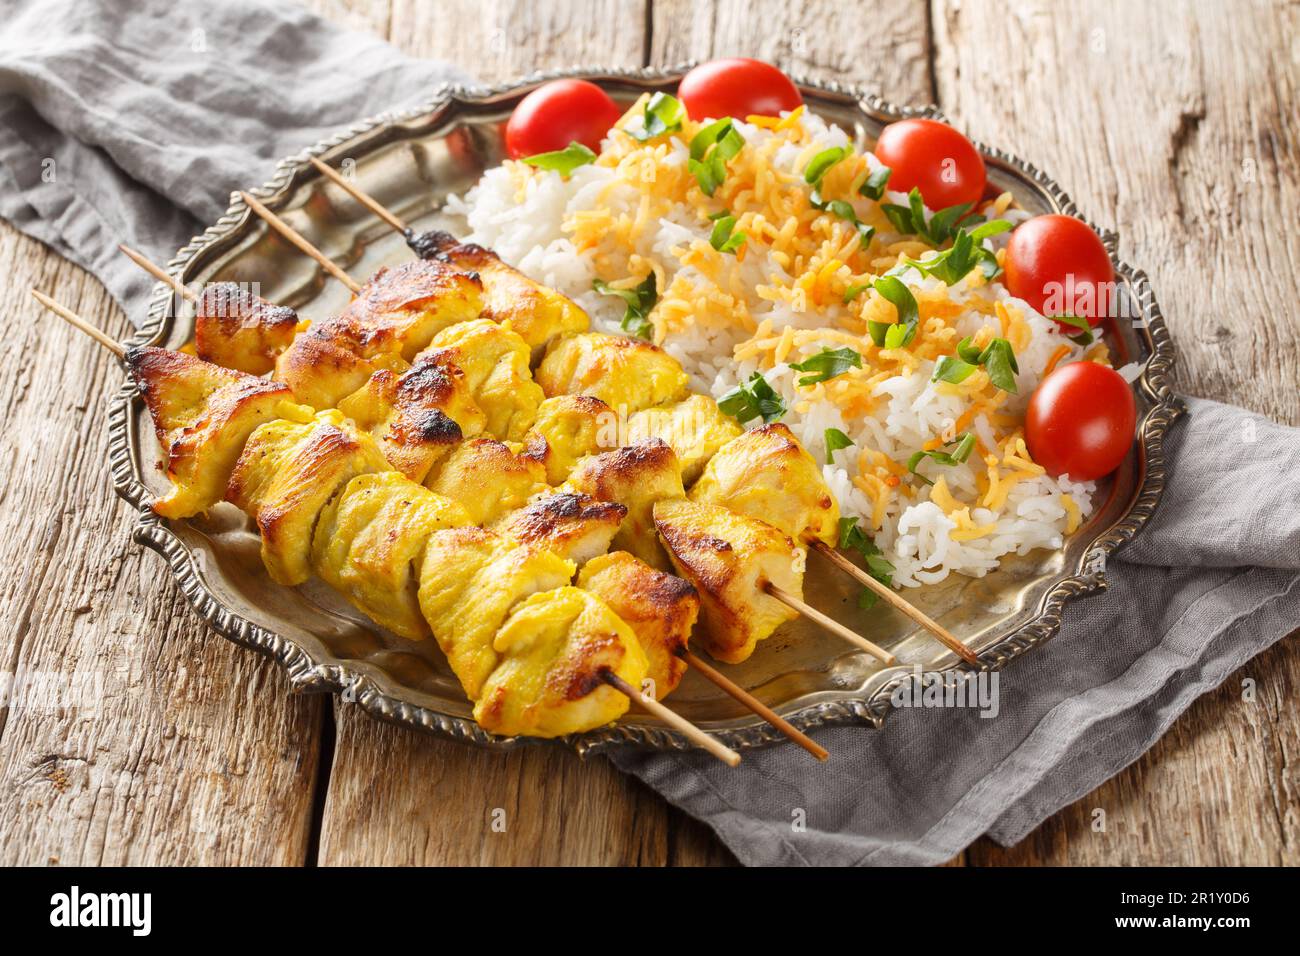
<box><xmin>407</xmin><ymin>230</ymin><xmax>588</xmax><ymax>360</ymax></box>
<box><xmin>117</xmin><ymin>245</ymin><xmax>303</xmax><ymax>376</ymax></box>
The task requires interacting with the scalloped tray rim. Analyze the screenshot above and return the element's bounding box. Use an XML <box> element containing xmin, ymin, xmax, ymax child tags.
<box><xmin>105</xmin><ymin>64</ymin><xmax>1185</xmax><ymax>758</ymax></box>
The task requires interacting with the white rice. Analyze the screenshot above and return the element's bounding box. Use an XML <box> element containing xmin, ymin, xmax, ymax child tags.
<box><xmin>446</xmin><ymin>110</ymin><xmax>1099</xmax><ymax>588</ymax></box>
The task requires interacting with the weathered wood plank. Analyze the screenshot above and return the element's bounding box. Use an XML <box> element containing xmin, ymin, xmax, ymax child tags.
<box><xmin>650</xmin><ymin>0</ymin><xmax>933</xmax><ymax>104</ymax></box>
<box><xmin>932</xmin><ymin>0</ymin><xmax>1300</xmax><ymax>866</ymax></box>
<box><xmin>395</xmin><ymin>0</ymin><xmax>649</xmax><ymax>75</ymax></box>
<box><xmin>0</xmin><ymin>225</ymin><xmax>324</xmax><ymax>865</ymax></box>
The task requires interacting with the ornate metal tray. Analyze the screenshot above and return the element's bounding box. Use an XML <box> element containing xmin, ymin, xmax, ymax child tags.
<box><xmin>108</xmin><ymin>67</ymin><xmax>1181</xmax><ymax>757</ymax></box>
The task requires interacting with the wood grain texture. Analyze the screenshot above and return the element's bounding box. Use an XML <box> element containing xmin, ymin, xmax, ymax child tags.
<box><xmin>650</xmin><ymin>0</ymin><xmax>932</xmax><ymax>104</ymax></box>
<box><xmin>931</xmin><ymin>0</ymin><xmax>1300</xmax><ymax>866</ymax></box>
<box><xmin>1</xmin><ymin>0</ymin><xmax>1294</xmax><ymax>868</ymax></box>
<box><xmin>0</xmin><ymin>226</ymin><xmax>323</xmax><ymax>865</ymax></box>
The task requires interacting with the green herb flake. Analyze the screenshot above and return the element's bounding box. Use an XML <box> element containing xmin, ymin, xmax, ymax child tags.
<box><xmin>895</xmin><ymin>219</ymin><xmax>1011</xmax><ymax>286</ymax></box>
<box><xmin>632</xmin><ymin>92</ymin><xmax>686</xmax><ymax>141</ymax></box>
<box><xmin>980</xmin><ymin>338</ymin><xmax>1020</xmax><ymax>393</ymax></box>
<box><xmin>688</xmin><ymin>119</ymin><xmax>746</xmax><ymax>196</ymax></box>
<box><xmin>956</xmin><ymin>336</ymin><xmax>984</xmax><ymax>365</ymax></box>
<box><xmin>837</xmin><ymin>516</ymin><xmax>895</xmax><ymax>608</ymax></box>
<box><xmin>803</xmin><ymin>146</ymin><xmax>850</xmax><ymax>186</ymax></box>
<box><xmin>871</xmin><ymin>276</ymin><xmax>920</xmax><ymax>349</ymax></box>
<box><xmin>859</xmin><ymin>166</ymin><xmax>891</xmax><ymax>201</ymax></box>
<box><xmin>522</xmin><ymin>141</ymin><xmax>598</xmax><ymax>177</ymax></box>
<box><xmin>593</xmin><ymin>273</ymin><xmax>658</xmax><ymax>340</ymax></box>
<box><xmin>824</xmin><ymin>427</ymin><xmax>854</xmax><ymax>463</ymax></box>
<box><xmin>789</xmin><ymin>346</ymin><xmax>862</xmax><ymax>386</ymax></box>
<box><xmin>933</xmin><ymin>336</ymin><xmax>1019</xmax><ymax>392</ymax></box>
<box><xmin>880</xmin><ymin>187</ymin><xmax>985</xmax><ymax>246</ymax></box>
<box><xmin>931</xmin><ymin>354</ymin><xmax>978</xmax><ymax>385</ymax></box>
<box><xmin>708</xmin><ymin>214</ymin><xmax>747</xmax><ymax>255</ymax></box>
<box><xmin>718</xmin><ymin>372</ymin><xmax>786</xmax><ymax>424</ymax></box>
<box><xmin>843</xmin><ymin>283</ymin><xmax>871</xmax><ymax>304</ymax></box>
<box><xmin>905</xmin><ymin>433</ymin><xmax>977</xmax><ymax>485</ymax></box>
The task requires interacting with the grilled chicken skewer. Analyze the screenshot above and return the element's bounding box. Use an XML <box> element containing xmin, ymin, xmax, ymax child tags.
<box><xmin>129</xmin><ymin>197</ymin><xmax>968</xmax><ymax>672</ymax></box>
<box><xmin>193</xmin><ymin>208</ymin><xmax>903</xmax><ymax>664</ymax></box>
<box><xmin>35</xmin><ymin>292</ymin><xmax>740</xmax><ymax>765</ymax></box>
<box><xmin>119</xmin><ymin>239</ymin><xmax>898</xmax><ymax>653</ymax></box>
<box><xmin>249</xmin><ymin>168</ymin><xmax>981</xmax><ymax>666</ymax></box>
<box><xmin>116</xmin><ymin>256</ymin><xmax>826</xmax><ymax>758</ymax></box>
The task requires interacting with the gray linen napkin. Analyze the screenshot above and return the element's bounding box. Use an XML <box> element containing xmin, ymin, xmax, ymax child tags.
<box><xmin>0</xmin><ymin>0</ymin><xmax>468</xmax><ymax>317</ymax></box>
<box><xmin>4</xmin><ymin>0</ymin><xmax>1296</xmax><ymax>867</ymax></box>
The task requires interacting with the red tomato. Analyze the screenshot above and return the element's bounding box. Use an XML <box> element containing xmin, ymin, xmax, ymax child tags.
<box><xmin>505</xmin><ymin>79</ymin><xmax>621</xmax><ymax>159</ymax></box>
<box><xmin>1025</xmin><ymin>361</ymin><xmax>1136</xmax><ymax>481</ymax></box>
<box><xmin>1006</xmin><ymin>215</ymin><xmax>1115</xmax><ymax>331</ymax></box>
<box><xmin>678</xmin><ymin>58</ymin><xmax>802</xmax><ymax>121</ymax></box>
<box><xmin>872</xmin><ymin>118</ymin><xmax>986</xmax><ymax>209</ymax></box>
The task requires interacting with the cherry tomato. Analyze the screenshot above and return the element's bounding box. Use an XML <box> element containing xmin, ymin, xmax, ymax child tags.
<box><xmin>1025</xmin><ymin>361</ymin><xmax>1136</xmax><ymax>481</ymax></box>
<box><xmin>872</xmin><ymin>118</ymin><xmax>986</xmax><ymax>209</ymax></box>
<box><xmin>1006</xmin><ymin>214</ymin><xmax>1115</xmax><ymax>331</ymax></box>
<box><xmin>678</xmin><ymin>58</ymin><xmax>803</xmax><ymax>121</ymax></box>
<box><xmin>505</xmin><ymin>79</ymin><xmax>621</xmax><ymax>160</ymax></box>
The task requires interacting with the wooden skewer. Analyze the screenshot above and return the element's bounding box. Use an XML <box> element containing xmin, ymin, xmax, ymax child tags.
<box><xmin>602</xmin><ymin>671</ymin><xmax>741</xmax><ymax>767</ymax></box>
<box><xmin>237</xmin><ymin>190</ymin><xmax>362</xmax><ymax>294</ymax></box>
<box><xmin>309</xmin><ymin>157</ymin><xmax>409</xmax><ymax>234</ymax></box>
<box><xmin>680</xmin><ymin>650</ymin><xmax>827</xmax><ymax>761</ymax></box>
<box><xmin>118</xmin><ymin>244</ymin><xmax>198</xmax><ymax>302</ymax></box>
<box><xmin>809</xmin><ymin>540</ymin><xmax>981</xmax><ymax>666</ymax></box>
<box><xmin>766</xmin><ymin>583</ymin><xmax>898</xmax><ymax>666</ymax></box>
<box><xmin>32</xmin><ymin>290</ymin><xmax>125</xmax><ymax>357</ymax></box>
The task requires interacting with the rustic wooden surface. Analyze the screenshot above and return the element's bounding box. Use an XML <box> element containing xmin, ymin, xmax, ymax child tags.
<box><xmin>0</xmin><ymin>0</ymin><xmax>1295</xmax><ymax>866</ymax></box>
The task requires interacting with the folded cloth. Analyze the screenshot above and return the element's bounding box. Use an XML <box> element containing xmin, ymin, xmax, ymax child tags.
<box><xmin>0</xmin><ymin>0</ymin><xmax>468</xmax><ymax>319</ymax></box>
<box><xmin>3</xmin><ymin>0</ymin><xmax>1295</xmax><ymax>868</ymax></box>
<box><xmin>611</xmin><ymin>398</ymin><xmax>1300</xmax><ymax>865</ymax></box>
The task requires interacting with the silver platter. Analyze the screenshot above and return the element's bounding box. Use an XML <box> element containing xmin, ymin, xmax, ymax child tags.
<box><xmin>107</xmin><ymin>66</ymin><xmax>1182</xmax><ymax>757</ymax></box>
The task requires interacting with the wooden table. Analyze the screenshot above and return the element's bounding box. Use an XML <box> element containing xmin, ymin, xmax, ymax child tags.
<box><xmin>1</xmin><ymin>0</ymin><xmax>1296</xmax><ymax>866</ymax></box>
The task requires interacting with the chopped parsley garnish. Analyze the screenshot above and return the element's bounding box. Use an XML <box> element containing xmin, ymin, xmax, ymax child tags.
<box><xmin>859</xmin><ymin>166</ymin><xmax>891</xmax><ymax>201</ymax></box>
<box><xmin>906</xmin><ymin>433</ymin><xmax>976</xmax><ymax>485</ymax></box>
<box><xmin>932</xmin><ymin>354</ymin><xmax>978</xmax><ymax>385</ymax></box>
<box><xmin>522</xmin><ymin>141</ymin><xmax>597</xmax><ymax>177</ymax></box>
<box><xmin>891</xmin><ymin>219</ymin><xmax>1010</xmax><ymax>285</ymax></box>
<box><xmin>592</xmin><ymin>273</ymin><xmax>658</xmax><ymax>340</ymax></box>
<box><xmin>803</xmin><ymin>146</ymin><xmax>850</xmax><ymax>187</ymax></box>
<box><xmin>867</xmin><ymin>276</ymin><xmax>920</xmax><ymax>349</ymax></box>
<box><xmin>708</xmin><ymin>213</ymin><xmax>747</xmax><ymax>254</ymax></box>
<box><xmin>789</xmin><ymin>346</ymin><xmax>862</xmax><ymax>386</ymax></box>
<box><xmin>801</xmin><ymin>146</ymin><xmax>874</xmax><ymax>248</ymax></box>
<box><xmin>837</xmin><ymin>516</ymin><xmax>895</xmax><ymax>609</ymax></box>
<box><xmin>824</xmin><ymin>427</ymin><xmax>854</xmax><ymax>463</ymax></box>
<box><xmin>931</xmin><ymin>336</ymin><xmax>1020</xmax><ymax>392</ymax></box>
<box><xmin>822</xmin><ymin>199</ymin><xmax>876</xmax><ymax>250</ymax></box>
<box><xmin>881</xmin><ymin>187</ymin><xmax>984</xmax><ymax>245</ymax></box>
<box><xmin>632</xmin><ymin>92</ymin><xmax>686</xmax><ymax>141</ymax></box>
<box><xmin>688</xmin><ymin>119</ymin><xmax>745</xmax><ymax>196</ymax></box>
<box><xmin>718</xmin><ymin>372</ymin><xmax>785</xmax><ymax>424</ymax></box>
<box><xmin>980</xmin><ymin>338</ymin><xmax>1020</xmax><ymax>392</ymax></box>
<box><xmin>843</xmin><ymin>283</ymin><xmax>871</xmax><ymax>304</ymax></box>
